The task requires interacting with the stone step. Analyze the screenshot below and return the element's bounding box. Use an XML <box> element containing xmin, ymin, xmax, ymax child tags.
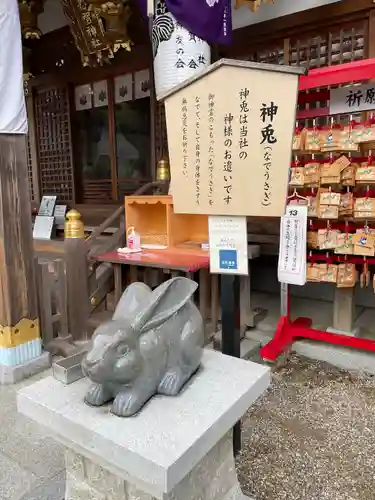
<box><xmin>206</xmin><ymin>337</ymin><xmax>261</xmax><ymax>362</ymax></box>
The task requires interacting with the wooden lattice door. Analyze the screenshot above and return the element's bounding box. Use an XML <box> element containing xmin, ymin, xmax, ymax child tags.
<box><xmin>289</xmin><ymin>21</ymin><xmax>367</xmax><ymax>127</ymax></box>
<box><xmin>26</xmin><ymin>135</ymin><xmax>35</xmax><ymax>201</ymax></box>
<box><xmin>34</xmin><ymin>86</ymin><xmax>75</xmax><ymax>202</ymax></box>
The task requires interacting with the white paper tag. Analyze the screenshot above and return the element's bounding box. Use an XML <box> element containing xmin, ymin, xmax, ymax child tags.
<box><xmin>33</xmin><ymin>216</ymin><xmax>54</xmax><ymax>240</ymax></box>
<box><xmin>278</xmin><ymin>205</ymin><xmax>307</xmax><ymax>286</ymax></box>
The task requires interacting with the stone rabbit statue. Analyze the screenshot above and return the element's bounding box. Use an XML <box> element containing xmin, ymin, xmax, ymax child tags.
<box><xmin>82</xmin><ymin>277</ymin><xmax>204</xmax><ymax>417</ymax></box>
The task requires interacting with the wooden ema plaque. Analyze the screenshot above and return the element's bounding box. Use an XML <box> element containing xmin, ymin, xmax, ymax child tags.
<box><xmin>161</xmin><ymin>59</ymin><xmax>304</xmax><ymax>217</ymax></box>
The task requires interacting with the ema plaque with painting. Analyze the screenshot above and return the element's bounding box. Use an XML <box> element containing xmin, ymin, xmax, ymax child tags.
<box><xmin>161</xmin><ymin>59</ymin><xmax>305</xmax><ymax>217</ymax></box>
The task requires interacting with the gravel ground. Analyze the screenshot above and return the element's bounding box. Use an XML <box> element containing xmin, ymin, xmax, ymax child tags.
<box><xmin>236</xmin><ymin>354</ymin><xmax>375</xmax><ymax>500</ymax></box>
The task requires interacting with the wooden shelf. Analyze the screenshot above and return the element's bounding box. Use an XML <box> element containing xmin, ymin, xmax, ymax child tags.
<box><xmin>125</xmin><ymin>195</ymin><xmax>208</xmax><ymax>249</ymax></box>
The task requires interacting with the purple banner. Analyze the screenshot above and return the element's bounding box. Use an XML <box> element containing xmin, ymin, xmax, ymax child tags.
<box><xmin>139</xmin><ymin>0</ymin><xmax>232</xmax><ymax>46</ymax></box>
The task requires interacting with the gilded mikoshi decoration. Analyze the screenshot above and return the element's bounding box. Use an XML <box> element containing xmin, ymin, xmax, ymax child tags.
<box><xmin>22</xmin><ymin>46</ymin><xmax>33</xmax><ymax>96</ymax></box>
<box><xmin>18</xmin><ymin>0</ymin><xmax>44</xmax><ymax>39</ymax></box>
<box><xmin>235</xmin><ymin>0</ymin><xmax>275</xmax><ymax>11</ymax></box>
<box><xmin>60</xmin><ymin>0</ymin><xmax>132</xmax><ymax>67</ymax></box>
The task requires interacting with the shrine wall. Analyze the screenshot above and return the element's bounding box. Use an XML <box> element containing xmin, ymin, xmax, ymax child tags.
<box><xmin>231</xmin><ymin>0</ymin><xmax>342</xmax><ymax>30</ymax></box>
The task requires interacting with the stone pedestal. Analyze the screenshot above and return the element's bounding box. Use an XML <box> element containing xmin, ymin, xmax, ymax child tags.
<box><xmin>17</xmin><ymin>350</ymin><xmax>270</xmax><ymax>500</ymax></box>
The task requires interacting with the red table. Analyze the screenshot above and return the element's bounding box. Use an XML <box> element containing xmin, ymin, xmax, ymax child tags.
<box><xmin>93</xmin><ymin>249</ymin><xmax>214</xmax><ymax>331</ymax></box>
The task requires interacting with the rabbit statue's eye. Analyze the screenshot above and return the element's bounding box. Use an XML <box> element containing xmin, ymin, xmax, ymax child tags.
<box><xmin>117</xmin><ymin>344</ymin><xmax>129</xmax><ymax>356</ymax></box>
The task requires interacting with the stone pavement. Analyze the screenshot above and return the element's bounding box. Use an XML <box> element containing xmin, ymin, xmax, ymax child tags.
<box><xmin>0</xmin><ymin>368</ymin><xmax>66</xmax><ymax>500</ymax></box>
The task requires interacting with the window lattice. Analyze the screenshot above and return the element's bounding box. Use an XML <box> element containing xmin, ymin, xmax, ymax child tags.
<box><xmin>34</xmin><ymin>87</ymin><xmax>74</xmax><ymax>202</ymax></box>
<box><xmin>26</xmin><ymin>134</ymin><xmax>35</xmax><ymax>201</ymax></box>
<box><xmin>289</xmin><ymin>24</ymin><xmax>365</xmax><ymax>69</ymax></box>
<box><xmin>292</xmin><ymin>23</ymin><xmax>367</xmax><ymax>128</ymax></box>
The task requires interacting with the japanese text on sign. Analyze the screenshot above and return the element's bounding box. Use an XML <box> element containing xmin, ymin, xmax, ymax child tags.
<box><xmin>174</xmin><ymin>21</ymin><xmax>208</xmax><ymax>71</ymax></box>
<box><xmin>195</xmin><ymin>96</ymin><xmax>201</xmax><ymax>205</ymax></box>
<box><xmin>260</xmin><ymin>101</ymin><xmax>278</xmax><ymax>207</ymax></box>
<box><xmin>181</xmin><ymin>97</ymin><xmax>188</xmax><ymax>177</ymax></box>
<box><xmin>239</xmin><ymin>88</ymin><xmax>249</xmax><ymax>160</ymax></box>
<box><xmin>330</xmin><ymin>83</ymin><xmax>375</xmax><ymax>115</ymax></box>
<box><xmin>208</xmin><ymin>93</ymin><xmax>215</xmax><ymax>205</ymax></box>
<box><xmin>223</xmin><ymin>113</ymin><xmax>233</xmax><ymax>205</ymax></box>
<box><xmin>277</xmin><ymin>205</ymin><xmax>307</xmax><ymax>286</ymax></box>
<box><xmin>165</xmin><ymin>62</ymin><xmax>301</xmax><ymax>216</ymax></box>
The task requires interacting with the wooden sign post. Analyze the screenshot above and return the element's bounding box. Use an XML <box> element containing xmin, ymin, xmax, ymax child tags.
<box><xmin>0</xmin><ymin>0</ymin><xmax>48</xmax><ymax>383</ymax></box>
<box><xmin>161</xmin><ymin>58</ymin><xmax>304</xmax><ymax>453</ymax></box>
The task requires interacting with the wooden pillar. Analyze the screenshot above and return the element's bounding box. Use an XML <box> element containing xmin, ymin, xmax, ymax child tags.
<box><xmin>64</xmin><ymin>210</ymin><xmax>90</xmax><ymax>343</ymax></box>
<box><xmin>0</xmin><ymin>135</ymin><xmax>41</xmax><ymax>370</ymax></box>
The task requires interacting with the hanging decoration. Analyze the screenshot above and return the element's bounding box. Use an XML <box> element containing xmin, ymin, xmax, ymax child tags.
<box><xmin>235</xmin><ymin>0</ymin><xmax>275</xmax><ymax>11</ymax></box>
<box><xmin>152</xmin><ymin>0</ymin><xmax>210</xmax><ymax>99</ymax></box>
<box><xmin>22</xmin><ymin>46</ymin><xmax>33</xmax><ymax>96</ymax></box>
<box><xmin>0</xmin><ymin>0</ymin><xmax>28</xmax><ymax>134</ymax></box>
<box><xmin>138</xmin><ymin>0</ymin><xmax>231</xmax><ymax>46</ymax></box>
<box><xmin>18</xmin><ymin>0</ymin><xmax>44</xmax><ymax>39</ymax></box>
<box><xmin>60</xmin><ymin>0</ymin><xmax>132</xmax><ymax>67</ymax></box>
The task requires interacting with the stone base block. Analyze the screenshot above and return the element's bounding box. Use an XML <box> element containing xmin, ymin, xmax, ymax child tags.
<box><xmin>64</xmin><ymin>433</ymin><xmax>244</xmax><ymax>500</ymax></box>
<box><xmin>326</xmin><ymin>326</ymin><xmax>360</xmax><ymax>338</ymax></box>
<box><xmin>0</xmin><ymin>351</ymin><xmax>51</xmax><ymax>384</ymax></box>
<box><xmin>18</xmin><ymin>350</ymin><xmax>270</xmax><ymax>500</ymax></box>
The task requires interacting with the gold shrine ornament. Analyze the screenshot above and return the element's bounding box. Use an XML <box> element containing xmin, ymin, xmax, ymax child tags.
<box><xmin>64</xmin><ymin>209</ymin><xmax>85</xmax><ymax>239</ymax></box>
<box><xmin>18</xmin><ymin>0</ymin><xmax>44</xmax><ymax>39</ymax></box>
<box><xmin>156</xmin><ymin>159</ymin><xmax>171</xmax><ymax>181</ymax></box>
<box><xmin>235</xmin><ymin>0</ymin><xmax>275</xmax><ymax>11</ymax></box>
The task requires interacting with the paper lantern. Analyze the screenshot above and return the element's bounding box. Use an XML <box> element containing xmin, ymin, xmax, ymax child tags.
<box><xmin>153</xmin><ymin>0</ymin><xmax>211</xmax><ymax>99</ymax></box>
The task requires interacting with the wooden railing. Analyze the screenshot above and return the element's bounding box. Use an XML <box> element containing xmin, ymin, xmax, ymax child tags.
<box><xmin>33</xmin><ymin>205</ymin><xmax>126</xmax><ymax>349</ymax></box>
<box><xmin>35</xmin><ymin>258</ymin><xmax>69</xmax><ymax>347</ymax></box>
<box><xmin>83</xmin><ymin>178</ymin><xmax>152</xmax><ymax>203</ymax></box>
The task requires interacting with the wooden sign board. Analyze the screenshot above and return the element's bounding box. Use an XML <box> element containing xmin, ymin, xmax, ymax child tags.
<box><xmin>161</xmin><ymin>59</ymin><xmax>304</xmax><ymax>217</ymax></box>
<box><xmin>60</xmin><ymin>0</ymin><xmax>107</xmax><ymax>57</ymax></box>
<box><xmin>330</xmin><ymin>83</ymin><xmax>375</xmax><ymax>116</ymax></box>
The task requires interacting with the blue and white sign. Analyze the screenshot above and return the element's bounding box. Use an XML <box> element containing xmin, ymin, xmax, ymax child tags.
<box><xmin>208</xmin><ymin>215</ymin><xmax>248</xmax><ymax>275</ymax></box>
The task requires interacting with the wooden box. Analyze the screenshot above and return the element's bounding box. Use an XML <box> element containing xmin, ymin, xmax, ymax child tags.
<box><xmin>125</xmin><ymin>195</ymin><xmax>208</xmax><ymax>249</ymax></box>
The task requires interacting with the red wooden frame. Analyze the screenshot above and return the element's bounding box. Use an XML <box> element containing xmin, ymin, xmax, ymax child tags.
<box><xmin>260</xmin><ymin>58</ymin><xmax>375</xmax><ymax>363</ymax></box>
<box><xmin>296</xmin><ymin>58</ymin><xmax>375</xmax><ymax>121</ymax></box>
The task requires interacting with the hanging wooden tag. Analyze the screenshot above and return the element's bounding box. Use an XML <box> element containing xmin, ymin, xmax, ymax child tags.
<box><xmin>304</xmin><ymin>162</ymin><xmax>320</xmax><ymax>187</ymax></box>
<box><xmin>290</xmin><ymin>167</ymin><xmax>305</xmax><ymax>186</ymax></box>
<box><xmin>306</xmin><ymin>263</ymin><xmax>320</xmax><ymax>281</ymax></box>
<box><xmin>355</xmin><ymin>163</ymin><xmax>375</xmax><ymax>183</ymax></box>
<box><xmin>317</xmin><ymin>229</ymin><xmax>339</xmax><ymax>250</ymax></box>
<box><xmin>334</xmin><ymin>233</ymin><xmax>354</xmax><ymax>255</ymax></box>
<box><xmin>307</xmin><ymin>231</ymin><xmax>318</xmax><ymax>248</ymax></box>
<box><xmin>318</xmin><ymin>264</ymin><xmax>338</xmax><ymax>283</ymax></box>
<box><xmin>319</xmin><ymin>190</ymin><xmax>341</xmax><ymax>206</ymax></box>
<box><xmin>352</xmin><ymin>232</ymin><xmax>375</xmax><ymax>256</ymax></box>
<box><xmin>337</xmin><ymin>263</ymin><xmax>357</xmax><ymax>288</ymax></box>
<box><xmin>304</xmin><ymin>127</ymin><xmax>321</xmax><ymax>152</ymax></box>
<box><xmin>341</xmin><ymin>164</ymin><xmax>357</xmax><ymax>186</ymax></box>
<box><xmin>339</xmin><ymin>192</ymin><xmax>354</xmax><ymax>217</ymax></box>
<box><xmin>307</xmin><ymin>196</ymin><xmax>318</xmax><ymax>217</ymax></box>
<box><xmin>354</xmin><ymin>198</ymin><xmax>375</xmax><ymax>219</ymax></box>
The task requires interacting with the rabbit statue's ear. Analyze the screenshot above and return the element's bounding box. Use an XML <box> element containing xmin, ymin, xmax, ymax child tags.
<box><xmin>132</xmin><ymin>277</ymin><xmax>198</xmax><ymax>333</ymax></box>
<box><xmin>113</xmin><ymin>282</ymin><xmax>152</xmax><ymax>321</ymax></box>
